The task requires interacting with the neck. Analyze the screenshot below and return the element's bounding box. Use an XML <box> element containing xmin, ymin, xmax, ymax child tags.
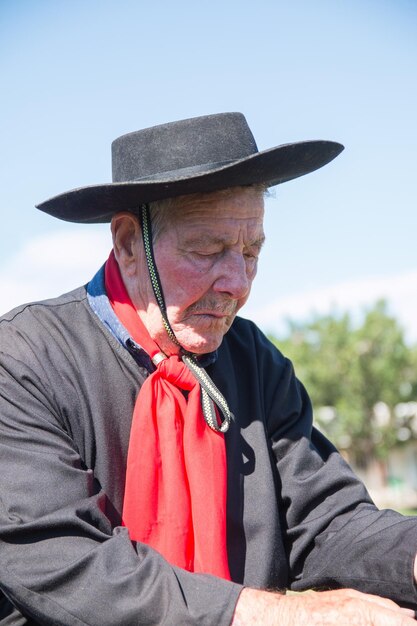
<box><xmin>136</xmin><ymin>306</ymin><xmax>182</xmax><ymax>357</ymax></box>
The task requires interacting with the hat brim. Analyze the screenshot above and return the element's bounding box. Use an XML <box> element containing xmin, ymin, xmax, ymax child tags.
<box><xmin>36</xmin><ymin>140</ymin><xmax>344</xmax><ymax>223</ymax></box>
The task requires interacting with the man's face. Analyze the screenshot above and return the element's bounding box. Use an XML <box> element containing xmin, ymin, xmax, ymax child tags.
<box><xmin>147</xmin><ymin>186</ymin><xmax>265</xmax><ymax>355</ymax></box>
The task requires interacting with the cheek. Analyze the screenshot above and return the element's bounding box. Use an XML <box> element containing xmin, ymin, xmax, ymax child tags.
<box><xmin>162</xmin><ymin>264</ymin><xmax>212</xmax><ymax>309</ymax></box>
<box><xmin>247</xmin><ymin>256</ymin><xmax>259</xmax><ymax>277</ymax></box>
<box><xmin>247</xmin><ymin>260</ymin><xmax>259</xmax><ymax>289</ymax></box>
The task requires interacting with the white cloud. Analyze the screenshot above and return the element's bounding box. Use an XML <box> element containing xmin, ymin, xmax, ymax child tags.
<box><xmin>244</xmin><ymin>270</ymin><xmax>417</xmax><ymax>343</ymax></box>
<box><xmin>0</xmin><ymin>230</ymin><xmax>112</xmax><ymax>315</ymax></box>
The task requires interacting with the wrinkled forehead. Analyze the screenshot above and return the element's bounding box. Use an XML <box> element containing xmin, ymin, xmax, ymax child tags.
<box><xmin>152</xmin><ymin>186</ymin><xmax>266</xmax><ymax>250</ymax></box>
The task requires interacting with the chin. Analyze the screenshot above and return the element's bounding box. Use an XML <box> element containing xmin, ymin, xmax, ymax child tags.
<box><xmin>175</xmin><ymin>316</ymin><xmax>235</xmax><ymax>355</ymax></box>
<box><xmin>179</xmin><ymin>332</ymin><xmax>224</xmax><ymax>355</ymax></box>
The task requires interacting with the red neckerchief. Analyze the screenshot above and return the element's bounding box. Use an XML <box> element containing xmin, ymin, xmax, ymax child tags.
<box><xmin>105</xmin><ymin>251</ymin><xmax>231</xmax><ymax>579</ymax></box>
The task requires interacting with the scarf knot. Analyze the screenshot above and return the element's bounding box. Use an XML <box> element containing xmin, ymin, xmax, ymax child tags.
<box><xmin>157</xmin><ymin>355</ymin><xmax>196</xmax><ymax>391</ymax></box>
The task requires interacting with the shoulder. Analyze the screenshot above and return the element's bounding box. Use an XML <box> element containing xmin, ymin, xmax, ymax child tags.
<box><xmin>222</xmin><ymin>315</ymin><xmax>288</xmax><ymax>369</ymax></box>
<box><xmin>0</xmin><ymin>285</ymin><xmax>88</xmax><ymax>326</ymax></box>
<box><xmin>217</xmin><ymin>315</ymin><xmax>295</xmax><ymax>399</ymax></box>
<box><xmin>226</xmin><ymin>318</ymin><xmax>314</xmax><ymax>437</ymax></box>
<box><xmin>0</xmin><ymin>285</ymin><xmax>102</xmax><ymax>362</ymax></box>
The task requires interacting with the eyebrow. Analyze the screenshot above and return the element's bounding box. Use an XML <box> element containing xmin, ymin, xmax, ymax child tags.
<box><xmin>183</xmin><ymin>235</ymin><xmax>266</xmax><ymax>249</ymax></box>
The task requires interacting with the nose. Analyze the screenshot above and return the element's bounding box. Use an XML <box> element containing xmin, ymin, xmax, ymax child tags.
<box><xmin>212</xmin><ymin>250</ymin><xmax>251</xmax><ymax>300</ymax></box>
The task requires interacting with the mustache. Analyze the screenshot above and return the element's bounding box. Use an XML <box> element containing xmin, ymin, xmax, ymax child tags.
<box><xmin>185</xmin><ymin>297</ymin><xmax>238</xmax><ymax>317</ymax></box>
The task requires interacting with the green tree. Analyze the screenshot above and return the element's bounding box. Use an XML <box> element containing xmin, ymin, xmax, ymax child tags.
<box><xmin>270</xmin><ymin>301</ymin><xmax>416</xmax><ymax>468</ymax></box>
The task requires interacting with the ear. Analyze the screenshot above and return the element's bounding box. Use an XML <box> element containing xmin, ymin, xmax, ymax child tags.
<box><xmin>111</xmin><ymin>212</ymin><xmax>141</xmax><ymax>276</ymax></box>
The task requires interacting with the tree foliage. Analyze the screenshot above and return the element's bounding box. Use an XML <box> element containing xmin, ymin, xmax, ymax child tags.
<box><xmin>269</xmin><ymin>301</ymin><xmax>417</xmax><ymax>467</ymax></box>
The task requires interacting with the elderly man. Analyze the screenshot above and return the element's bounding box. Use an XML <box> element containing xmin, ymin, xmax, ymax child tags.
<box><xmin>1</xmin><ymin>113</ymin><xmax>416</xmax><ymax>625</ymax></box>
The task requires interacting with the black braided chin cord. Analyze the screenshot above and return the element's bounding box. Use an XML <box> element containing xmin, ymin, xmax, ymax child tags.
<box><xmin>139</xmin><ymin>204</ymin><xmax>231</xmax><ymax>433</ymax></box>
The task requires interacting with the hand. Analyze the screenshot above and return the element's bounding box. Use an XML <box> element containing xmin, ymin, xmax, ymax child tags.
<box><xmin>231</xmin><ymin>587</ymin><xmax>416</xmax><ymax>625</ymax></box>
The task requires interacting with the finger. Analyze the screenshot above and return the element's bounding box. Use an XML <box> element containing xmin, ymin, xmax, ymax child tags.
<box><xmin>353</xmin><ymin>593</ymin><xmax>416</xmax><ymax>618</ymax></box>
<box><xmin>314</xmin><ymin>588</ymin><xmax>387</xmax><ymax>604</ymax></box>
<box><xmin>332</xmin><ymin>588</ymin><xmax>412</xmax><ymax>613</ymax></box>
<box><xmin>352</xmin><ymin>593</ymin><xmax>416</xmax><ymax>624</ymax></box>
<box><xmin>372</xmin><ymin>604</ymin><xmax>417</xmax><ymax>624</ymax></box>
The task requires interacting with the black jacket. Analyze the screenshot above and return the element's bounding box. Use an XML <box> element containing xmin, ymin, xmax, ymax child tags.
<box><xmin>1</xmin><ymin>285</ymin><xmax>417</xmax><ymax>625</ymax></box>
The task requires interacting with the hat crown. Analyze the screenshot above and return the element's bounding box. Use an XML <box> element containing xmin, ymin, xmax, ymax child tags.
<box><xmin>111</xmin><ymin>112</ymin><xmax>258</xmax><ymax>183</ymax></box>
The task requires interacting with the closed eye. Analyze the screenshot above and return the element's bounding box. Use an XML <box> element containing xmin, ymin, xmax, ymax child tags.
<box><xmin>244</xmin><ymin>239</ymin><xmax>265</xmax><ymax>260</ymax></box>
<box><xmin>192</xmin><ymin>249</ymin><xmax>222</xmax><ymax>258</ymax></box>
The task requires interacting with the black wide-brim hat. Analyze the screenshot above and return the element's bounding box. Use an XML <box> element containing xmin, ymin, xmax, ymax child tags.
<box><xmin>36</xmin><ymin>112</ymin><xmax>344</xmax><ymax>223</ymax></box>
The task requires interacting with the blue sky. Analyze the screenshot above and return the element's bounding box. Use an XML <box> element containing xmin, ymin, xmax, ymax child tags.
<box><xmin>1</xmin><ymin>0</ymin><xmax>417</xmax><ymax>339</ymax></box>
